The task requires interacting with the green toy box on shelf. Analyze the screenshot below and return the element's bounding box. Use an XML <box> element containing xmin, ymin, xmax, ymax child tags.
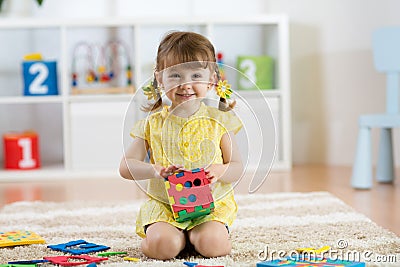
<box><xmin>237</xmin><ymin>55</ymin><xmax>274</xmax><ymax>90</ymax></box>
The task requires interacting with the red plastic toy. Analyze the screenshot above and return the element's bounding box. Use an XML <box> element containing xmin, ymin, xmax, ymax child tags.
<box><xmin>3</xmin><ymin>131</ymin><xmax>40</xmax><ymax>170</ymax></box>
<box><xmin>43</xmin><ymin>255</ymin><xmax>108</xmax><ymax>266</ymax></box>
<box><xmin>165</xmin><ymin>168</ymin><xmax>214</xmax><ymax>222</ymax></box>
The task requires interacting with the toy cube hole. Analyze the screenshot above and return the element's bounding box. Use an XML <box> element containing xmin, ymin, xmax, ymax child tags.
<box><xmin>193</xmin><ymin>178</ymin><xmax>201</xmax><ymax>186</ymax></box>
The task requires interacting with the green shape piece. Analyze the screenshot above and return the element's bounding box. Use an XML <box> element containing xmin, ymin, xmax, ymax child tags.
<box><xmin>176</xmin><ymin>205</ymin><xmax>214</xmax><ymax>222</ymax></box>
<box><xmin>98</xmin><ymin>251</ymin><xmax>128</xmax><ymax>256</ymax></box>
<box><xmin>179</xmin><ymin>197</ymin><xmax>188</xmax><ymax>205</ymax></box>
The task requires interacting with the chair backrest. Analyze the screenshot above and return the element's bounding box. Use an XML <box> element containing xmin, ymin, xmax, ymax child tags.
<box><xmin>373</xmin><ymin>27</ymin><xmax>400</xmax><ymax>72</ymax></box>
<box><xmin>372</xmin><ymin>27</ymin><xmax>400</xmax><ymax>114</ymax></box>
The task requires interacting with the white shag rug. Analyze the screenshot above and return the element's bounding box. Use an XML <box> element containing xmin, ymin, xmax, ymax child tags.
<box><xmin>0</xmin><ymin>192</ymin><xmax>399</xmax><ymax>266</ymax></box>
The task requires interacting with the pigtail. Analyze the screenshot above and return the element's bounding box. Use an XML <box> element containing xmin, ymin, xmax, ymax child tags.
<box><xmin>141</xmin><ymin>75</ymin><xmax>163</xmax><ymax>112</ymax></box>
<box><xmin>215</xmin><ymin>67</ymin><xmax>236</xmax><ymax>112</ymax></box>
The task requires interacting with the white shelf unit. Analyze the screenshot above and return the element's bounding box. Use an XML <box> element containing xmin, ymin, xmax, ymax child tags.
<box><xmin>0</xmin><ymin>15</ymin><xmax>291</xmax><ymax>181</ymax></box>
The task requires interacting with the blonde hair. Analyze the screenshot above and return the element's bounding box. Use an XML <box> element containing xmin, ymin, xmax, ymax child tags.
<box><xmin>142</xmin><ymin>31</ymin><xmax>235</xmax><ymax>112</ymax></box>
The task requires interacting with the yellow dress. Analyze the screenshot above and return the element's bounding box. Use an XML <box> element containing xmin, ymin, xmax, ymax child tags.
<box><xmin>130</xmin><ymin>102</ymin><xmax>242</xmax><ymax>238</ymax></box>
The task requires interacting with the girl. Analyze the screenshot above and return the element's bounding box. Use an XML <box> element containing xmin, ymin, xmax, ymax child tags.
<box><xmin>119</xmin><ymin>31</ymin><xmax>243</xmax><ymax>260</ymax></box>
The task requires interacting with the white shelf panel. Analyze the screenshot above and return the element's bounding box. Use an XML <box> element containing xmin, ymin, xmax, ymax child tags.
<box><xmin>0</xmin><ymin>15</ymin><xmax>287</xmax><ymax>28</ymax></box>
<box><xmin>0</xmin><ymin>96</ymin><xmax>63</xmax><ymax>104</ymax></box>
<box><xmin>68</xmin><ymin>94</ymin><xmax>135</xmax><ymax>103</ymax></box>
<box><xmin>235</xmin><ymin>90</ymin><xmax>282</xmax><ymax>98</ymax></box>
<box><xmin>0</xmin><ymin>163</ymin><xmax>119</xmax><ymax>182</ymax></box>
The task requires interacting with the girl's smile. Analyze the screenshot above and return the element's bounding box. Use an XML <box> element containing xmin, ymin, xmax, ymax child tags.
<box><xmin>176</xmin><ymin>92</ymin><xmax>196</xmax><ymax>99</ymax></box>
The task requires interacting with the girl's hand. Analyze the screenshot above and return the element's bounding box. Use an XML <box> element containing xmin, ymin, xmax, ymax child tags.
<box><xmin>154</xmin><ymin>164</ymin><xmax>184</xmax><ymax>179</ymax></box>
<box><xmin>205</xmin><ymin>164</ymin><xmax>225</xmax><ymax>184</ymax></box>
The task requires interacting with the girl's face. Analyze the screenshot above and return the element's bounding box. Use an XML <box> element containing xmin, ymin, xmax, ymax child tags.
<box><xmin>157</xmin><ymin>63</ymin><xmax>215</xmax><ymax>108</ymax></box>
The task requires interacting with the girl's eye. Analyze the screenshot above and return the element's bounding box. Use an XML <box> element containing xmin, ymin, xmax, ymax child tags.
<box><xmin>192</xmin><ymin>73</ymin><xmax>202</xmax><ymax>79</ymax></box>
<box><xmin>169</xmin><ymin>73</ymin><xmax>180</xmax><ymax>78</ymax></box>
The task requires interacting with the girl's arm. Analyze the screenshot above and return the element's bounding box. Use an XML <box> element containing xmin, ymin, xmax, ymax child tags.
<box><xmin>119</xmin><ymin>138</ymin><xmax>183</xmax><ymax>180</ymax></box>
<box><xmin>205</xmin><ymin>131</ymin><xmax>243</xmax><ymax>184</ymax></box>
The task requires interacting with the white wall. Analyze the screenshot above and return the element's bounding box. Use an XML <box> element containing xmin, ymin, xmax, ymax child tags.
<box><xmin>3</xmin><ymin>0</ymin><xmax>400</xmax><ymax>166</ymax></box>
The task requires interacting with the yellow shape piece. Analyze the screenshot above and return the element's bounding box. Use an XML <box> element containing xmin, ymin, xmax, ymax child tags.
<box><xmin>165</xmin><ymin>181</ymin><xmax>170</xmax><ymax>190</ymax></box>
<box><xmin>296</xmin><ymin>245</ymin><xmax>331</xmax><ymax>254</ymax></box>
<box><xmin>169</xmin><ymin>196</ymin><xmax>175</xmax><ymax>205</ymax></box>
<box><xmin>0</xmin><ymin>230</ymin><xmax>45</xmax><ymax>247</ymax></box>
<box><xmin>123</xmin><ymin>257</ymin><xmax>140</xmax><ymax>262</ymax></box>
<box><xmin>23</xmin><ymin>53</ymin><xmax>43</xmax><ymax>61</ymax></box>
<box><xmin>175</xmin><ymin>183</ymin><xmax>183</xmax><ymax>191</ymax></box>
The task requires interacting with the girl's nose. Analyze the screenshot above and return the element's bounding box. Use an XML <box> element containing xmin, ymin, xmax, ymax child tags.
<box><xmin>179</xmin><ymin>81</ymin><xmax>192</xmax><ymax>89</ymax></box>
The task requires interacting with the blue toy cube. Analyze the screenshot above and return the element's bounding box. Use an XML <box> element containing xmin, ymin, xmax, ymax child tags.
<box><xmin>22</xmin><ymin>60</ymin><xmax>59</xmax><ymax>96</ymax></box>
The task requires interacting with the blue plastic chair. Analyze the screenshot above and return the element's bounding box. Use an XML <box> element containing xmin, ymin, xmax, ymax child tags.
<box><xmin>351</xmin><ymin>27</ymin><xmax>400</xmax><ymax>189</ymax></box>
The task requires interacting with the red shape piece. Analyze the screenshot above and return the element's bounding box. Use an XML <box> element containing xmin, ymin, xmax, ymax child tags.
<box><xmin>43</xmin><ymin>255</ymin><xmax>108</xmax><ymax>266</ymax></box>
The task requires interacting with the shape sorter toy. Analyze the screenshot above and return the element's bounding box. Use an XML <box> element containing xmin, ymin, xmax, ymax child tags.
<box><xmin>256</xmin><ymin>256</ymin><xmax>365</xmax><ymax>267</ymax></box>
<box><xmin>0</xmin><ymin>230</ymin><xmax>45</xmax><ymax>247</ymax></box>
<box><xmin>165</xmin><ymin>168</ymin><xmax>214</xmax><ymax>222</ymax></box>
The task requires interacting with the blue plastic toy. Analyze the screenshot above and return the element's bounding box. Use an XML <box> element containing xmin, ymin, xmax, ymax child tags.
<box><xmin>47</xmin><ymin>239</ymin><xmax>109</xmax><ymax>255</ymax></box>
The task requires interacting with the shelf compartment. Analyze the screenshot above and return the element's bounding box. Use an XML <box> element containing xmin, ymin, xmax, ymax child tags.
<box><xmin>0</xmin><ymin>103</ymin><xmax>64</xmax><ymax>170</ymax></box>
<box><xmin>0</xmin><ymin>27</ymin><xmax>61</xmax><ymax>97</ymax></box>
<box><xmin>69</xmin><ymin>101</ymin><xmax>129</xmax><ymax>171</ymax></box>
<box><xmin>0</xmin><ymin>96</ymin><xmax>63</xmax><ymax>104</ymax></box>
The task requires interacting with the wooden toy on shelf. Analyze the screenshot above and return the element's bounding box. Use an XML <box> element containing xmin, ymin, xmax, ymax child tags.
<box><xmin>165</xmin><ymin>168</ymin><xmax>214</xmax><ymax>222</ymax></box>
<box><xmin>0</xmin><ymin>230</ymin><xmax>45</xmax><ymax>247</ymax></box>
<box><xmin>70</xmin><ymin>40</ymin><xmax>135</xmax><ymax>95</ymax></box>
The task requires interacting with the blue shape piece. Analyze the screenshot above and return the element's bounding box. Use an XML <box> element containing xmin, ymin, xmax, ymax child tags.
<box><xmin>8</xmin><ymin>260</ymin><xmax>49</xmax><ymax>264</ymax></box>
<box><xmin>47</xmin><ymin>239</ymin><xmax>110</xmax><ymax>255</ymax></box>
<box><xmin>87</xmin><ymin>263</ymin><xmax>97</xmax><ymax>267</ymax></box>
<box><xmin>183</xmin><ymin>261</ymin><xmax>198</xmax><ymax>267</ymax></box>
<box><xmin>188</xmin><ymin>194</ymin><xmax>197</xmax><ymax>202</ymax></box>
<box><xmin>191</xmin><ymin>168</ymin><xmax>201</xmax><ymax>173</ymax></box>
<box><xmin>176</xmin><ymin>172</ymin><xmax>185</xmax><ymax>178</ymax></box>
<box><xmin>184</xmin><ymin>181</ymin><xmax>192</xmax><ymax>188</ymax></box>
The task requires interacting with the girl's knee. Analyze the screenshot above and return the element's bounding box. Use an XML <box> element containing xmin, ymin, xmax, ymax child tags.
<box><xmin>142</xmin><ymin>235</ymin><xmax>183</xmax><ymax>259</ymax></box>
<box><xmin>190</xmin><ymin>223</ymin><xmax>231</xmax><ymax>257</ymax></box>
<box><xmin>196</xmin><ymin>233</ymin><xmax>231</xmax><ymax>257</ymax></box>
<box><xmin>142</xmin><ymin>223</ymin><xmax>185</xmax><ymax>260</ymax></box>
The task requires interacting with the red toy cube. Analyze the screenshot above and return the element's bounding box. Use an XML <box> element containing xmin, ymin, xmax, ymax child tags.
<box><xmin>3</xmin><ymin>131</ymin><xmax>40</xmax><ymax>170</ymax></box>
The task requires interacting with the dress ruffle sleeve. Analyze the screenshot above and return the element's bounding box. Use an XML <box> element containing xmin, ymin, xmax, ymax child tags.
<box><xmin>130</xmin><ymin>119</ymin><xmax>149</xmax><ymax>141</ymax></box>
<box><xmin>221</xmin><ymin>111</ymin><xmax>243</xmax><ymax>135</ymax></box>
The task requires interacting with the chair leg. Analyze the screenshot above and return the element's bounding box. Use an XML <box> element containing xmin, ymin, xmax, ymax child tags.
<box><xmin>376</xmin><ymin>128</ymin><xmax>395</xmax><ymax>183</ymax></box>
<box><xmin>351</xmin><ymin>126</ymin><xmax>372</xmax><ymax>189</ymax></box>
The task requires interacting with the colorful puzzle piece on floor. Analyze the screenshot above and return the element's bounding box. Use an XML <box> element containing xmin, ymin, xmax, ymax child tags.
<box><xmin>256</xmin><ymin>256</ymin><xmax>365</xmax><ymax>266</ymax></box>
<box><xmin>43</xmin><ymin>255</ymin><xmax>108</xmax><ymax>266</ymax></box>
<box><xmin>47</xmin><ymin>239</ymin><xmax>109</xmax><ymax>255</ymax></box>
<box><xmin>165</xmin><ymin>168</ymin><xmax>214</xmax><ymax>222</ymax></box>
<box><xmin>0</xmin><ymin>264</ymin><xmax>36</xmax><ymax>267</ymax></box>
<box><xmin>0</xmin><ymin>230</ymin><xmax>45</xmax><ymax>247</ymax></box>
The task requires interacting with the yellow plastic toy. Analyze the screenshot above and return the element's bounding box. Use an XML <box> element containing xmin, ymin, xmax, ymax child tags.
<box><xmin>23</xmin><ymin>53</ymin><xmax>43</xmax><ymax>61</ymax></box>
<box><xmin>0</xmin><ymin>230</ymin><xmax>45</xmax><ymax>247</ymax></box>
<box><xmin>123</xmin><ymin>257</ymin><xmax>140</xmax><ymax>262</ymax></box>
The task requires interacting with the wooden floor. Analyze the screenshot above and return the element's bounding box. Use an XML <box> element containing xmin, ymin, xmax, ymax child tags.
<box><xmin>0</xmin><ymin>165</ymin><xmax>399</xmax><ymax>235</ymax></box>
